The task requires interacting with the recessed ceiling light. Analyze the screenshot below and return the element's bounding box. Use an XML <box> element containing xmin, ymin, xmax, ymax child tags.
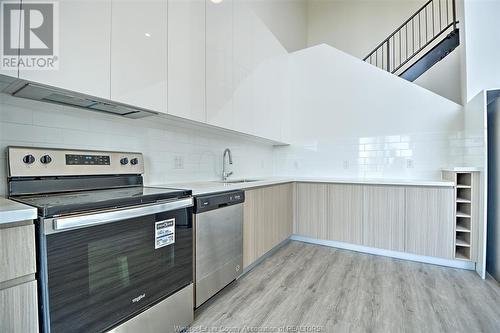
<box><xmin>145</xmin><ymin>32</ymin><xmax>151</xmax><ymax>37</ymax></box>
<box><xmin>210</xmin><ymin>0</ymin><xmax>223</xmax><ymax>3</ymax></box>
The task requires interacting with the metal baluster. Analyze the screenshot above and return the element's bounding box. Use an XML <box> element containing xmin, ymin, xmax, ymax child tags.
<box><xmin>392</xmin><ymin>30</ymin><xmax>401</xmax><ymax>72</ymax></box>
<box><xmin>446</xmin><ymin>0</ymin><xmax>449</xmax><ymax>25</ymax></box>
<box><xmin>418</xmin><ymin>12</ymin><xmax>421</xmax><ymax>49</ymax></box>
<box><xmin>439</xmin><ymin>0</ymin><xmax>442</xmax><ymax>29</ymax></box>
<box><xmin>405</xmin><ymin>24</ymin><xmax>408</xmax><ymax>63</ymax></box>
<box><xmin>386</xmin><ymin>40</ymin><xmax>390</xmax><ymax>72</ymax></box>
<box><xmin>397</xmin><ymin>31</ymin><xmax>400</xmax><ymax>70</ymax></box>
<box><xmin>425</xmin><ymin>5</ymin><xmax>428</xmax><ymax>42</ymax></box>
<box><xmin>452</xmin><ymin>0</ymin><xmax>457</xmax><ymax>29</ymax></box>
<box><xmin>412</xmin><ymin>18</ymin><xmax>414</xmax><ymax>54</ymax></box>
<box><xmin>432</xmin><ymin>0</ymin><xmax>435</xmax><ymax>36</ymax></box>
<box><xmin>382</xmin><ymin>46</ymin><xmax>384</xmax><ymax>70</ymax></box>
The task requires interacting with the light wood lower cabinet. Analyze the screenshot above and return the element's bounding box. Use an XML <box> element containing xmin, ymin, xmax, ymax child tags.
<box><xmin>327</xmin><ymin>184</ymin><xmax>363</xmax><ymax>244</ymax></box>
<box><xmin>405</xmin><ymin>187</ymin><xmax>455</xmax><ymax>259</ymax></box>
<box><xmin>243</xmin><ymin>183</ymin><xmax>293</xmax><ymax>268</ymax></box>
<box><xmin>0</xmin><ymin>225</ymin><xmax>36</xmax><ymax>283</ymax></box>
<box><xmin>0</xmin><ymin>223</ymin><xmax>38</xmax><ymax>333</ymax></box>
<box><xmin>294</xmin><ymin>183</ymin><xmax>329</xmax><ymax>239</ymax></box>
<box><xmin>294</xmin><ymin>183</ymin><xmax>363</xmax><ymax>244</ymax></box>
<box><xmin>363</xmin><ymin>186</ymin><xmax>405</xmax><ymax>251</ymax></box>
<box><xmin>0</xmin><ymin>280</ymin><xmax>39</xmax><ymax>333</ymax></box>
<box><xmin>294</xmin><ymin>183</ymin><xmax>456</xmax><ymax>260</ymax></box>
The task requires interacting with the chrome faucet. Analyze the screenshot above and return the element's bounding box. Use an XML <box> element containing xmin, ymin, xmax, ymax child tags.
<box><xmin>222</xmin><ymin>148</ymin><xmax>233</xmax><ymax>181</ymax></box>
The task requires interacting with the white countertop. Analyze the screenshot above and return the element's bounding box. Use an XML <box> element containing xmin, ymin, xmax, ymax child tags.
<box><xmin>154</xmin><ymin>177</ymin><xmax>455</xmax><ymax>196</ymax></box>
<box><xmin>442</xmin><ymin>167</ymin><xmax>481</xmax><ymax>172</ymax></box>
<box><xmin>0</xmin><ymin>197</ymin><xmax>38</xmax><ymax>225</ymax></box>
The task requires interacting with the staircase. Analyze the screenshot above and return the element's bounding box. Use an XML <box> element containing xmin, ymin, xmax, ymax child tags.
<box><xmin>363</xmin><ymin>0</ymin><xmax>459</xmax><ymax>82</ymax></box>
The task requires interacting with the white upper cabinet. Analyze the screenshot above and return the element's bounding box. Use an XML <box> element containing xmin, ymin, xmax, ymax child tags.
<box><xmin>232</xmin><ymin>1</ymin><xmax>289</xmax><ymax>142</ymax></box>
<box><xmin>167</xmin><ymin>0</ymin><xmax>205</xmax><ymax>122</ymax></box>
<box><xmin>19</xmin><ymin>0</ymin><xmax>111</xmax><ymax>99</ymax></box>
<box><xmin>111</xmin><ymin>0</ymin><xmax>167</xmax><ymax>113</ymax></box>
<box><xmin>206</xmin><ymin>0</ymin><xmax>233</xmax><ymax>129</ymax></box>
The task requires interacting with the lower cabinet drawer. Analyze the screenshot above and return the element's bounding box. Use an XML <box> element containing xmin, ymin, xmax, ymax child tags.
<box><xmin>0</xmin><ymin>224</ymin><xmax>36</xmax><ymax>283</ymax></box>
<box><xmin>0</xmin><ymin>280</ymin><xmax>39</xmax><ymax>333</ymax></box>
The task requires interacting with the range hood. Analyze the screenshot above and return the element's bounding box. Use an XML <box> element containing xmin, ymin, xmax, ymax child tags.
<box><xmin>5</xmin><ymin>82</ymin><xmax>158</xmax><ymax>119</ymax></box>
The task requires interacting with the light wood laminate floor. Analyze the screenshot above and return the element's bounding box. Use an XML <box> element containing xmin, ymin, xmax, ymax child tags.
<box><xmin>192</xmin><ymin>241</ymin><xmax>500</xmax><ymax>333</ymax></box>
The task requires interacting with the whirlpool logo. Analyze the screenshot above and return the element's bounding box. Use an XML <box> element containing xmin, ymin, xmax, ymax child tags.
<box><xmin>132</xmin><ymin>293</ymin><xmax>146</xmax><ymax>304</ymax></box>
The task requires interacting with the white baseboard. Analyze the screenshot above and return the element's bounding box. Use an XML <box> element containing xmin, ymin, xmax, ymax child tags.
<box><xmin>290</xmin><ymin>235</ymin><xmax>476</xmax><ymax>271</ymax></box>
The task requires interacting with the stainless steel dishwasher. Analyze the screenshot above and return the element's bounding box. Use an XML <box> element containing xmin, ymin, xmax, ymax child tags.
<box><xmin>194</xmin><ymin>190</ymin><xmax>245</xmax><ymax>307</ymax></box>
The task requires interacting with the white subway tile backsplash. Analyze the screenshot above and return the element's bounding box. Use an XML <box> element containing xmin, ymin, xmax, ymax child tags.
<box><xmin>0</xmin><ymin>104</ymin><xmax>33</xmax><ymax>125</ymax></box>
<box><xmin>0</xmin><ymin>95</ymin><xmax>274</xmax><ymax>196</ymax></box>
<box><xmin>1</xmin><ymin>122</ymin><xmax>65</xmax><ymax>144</ymax></box>
<box><xmin>274</xmin><ymin>128</ymin><xmax>468</xmax><ymax>180</ymax></box>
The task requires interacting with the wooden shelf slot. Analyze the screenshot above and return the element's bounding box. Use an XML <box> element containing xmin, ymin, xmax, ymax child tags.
<box><xmin>455</xmin><ymin>246</ymin><xmax>471</xmax><ymax>260</ymax></box>
<box><xmin>456</xmin><ymin>202</ymin><xmax>471</xmax><ymax>218</ymax></box>
<box><xmin>456</xmin><ymin>232</ymin><xmax>471</xmax><ymax>247</ymax></box>
<box><xmin>456</xmin><ymin>173</ymin><xmax>472</xmax><ymax>187</ymax></box>
<box><xmin>456</xmin><ymin>217</ymin><xmax>471</xmax><ymax>232</ymax></box>
<box><xmin>456</xmin><ymin>187</ymin><xmax>472</xmax><ymax>201</ymax></box>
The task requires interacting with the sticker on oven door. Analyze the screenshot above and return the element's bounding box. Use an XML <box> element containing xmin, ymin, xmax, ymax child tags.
<box><xmin>155</xmin><ymin>219</ymin><xmax>175</xmax><ymax>249</ymax></box>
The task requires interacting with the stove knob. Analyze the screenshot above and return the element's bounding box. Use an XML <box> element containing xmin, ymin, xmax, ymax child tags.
<box><xmin>130</xmin><ymin>158</ymin><xmax>139</xmax><ymax>165</ymax></box>
<box><xmin>120</xmin><ymin>157</ymin><xmax>129</xmax><ymax>165</ymax></box>
<box><xmin>40</xmin><ymin>155</ymin><xmax>52</xmax><ymax>164</ymax></box>
<box><xmin>23</xmin><ymin>154</ymin><xmax>35</xmax><ymax>164</ymax></box>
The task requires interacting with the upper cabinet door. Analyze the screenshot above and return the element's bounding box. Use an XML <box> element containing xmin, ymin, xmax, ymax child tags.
<box><xmin>232</xmin><ymin>1</ymin><xmax>288</xmax><ymax>142</ymax></box>
<box><xmin>206</xmin><ymin>0</ymin><xmax>233</xmax><ymax>129</ymax></box>
<box><xmin>111</xmin><ymin>0</ymin><xmax>167</xmax><ymax>113</ymax></box>
<box><xmin>0</xmin><ymin>0</ymin><xmax>21</xmax><ymax>78</ymax></box>
<box><xmin>167</xmin><ymin>0</ymin><xmax>205</xmax><ymax>122</ymax></box>
<box><xmin>19</xmin><ymin>0</ymin><xmax>111</xmax><ymax>99</ymax></box>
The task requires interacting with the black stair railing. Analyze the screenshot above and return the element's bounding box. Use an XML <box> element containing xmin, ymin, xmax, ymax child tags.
<box><xmin>363</xmin><ymin>0</ymin><xmax>458</xmax><ymax>75</ymax></box>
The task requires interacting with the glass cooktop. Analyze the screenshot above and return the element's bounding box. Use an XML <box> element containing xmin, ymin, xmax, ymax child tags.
<box><xmin>11</xmin><ymin>186</ymin><xmax>191</xmax><ymax>217</ymax></box>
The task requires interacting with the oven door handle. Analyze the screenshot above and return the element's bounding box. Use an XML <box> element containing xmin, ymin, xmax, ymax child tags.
<box><xmin>52</xmin><ymin>197</ymin><xmax>193</xmax><ymax>232</ymax></box>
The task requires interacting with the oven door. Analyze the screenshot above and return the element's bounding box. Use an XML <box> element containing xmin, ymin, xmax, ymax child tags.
<box><xmin>38</xmin><ymin>198</ymin><xmax>193</xmax><ymax>333</ymax></box>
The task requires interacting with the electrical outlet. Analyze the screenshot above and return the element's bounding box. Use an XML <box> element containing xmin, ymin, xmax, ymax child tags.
<box><xmin>406</xmin><ymin>159</ymin><xmax>414</xmax><ymax>169</ymax></box>
<box><xmin>174</xmin><ymin>156</ymin><xmax>184</xmax><ymax>169</ymax></box>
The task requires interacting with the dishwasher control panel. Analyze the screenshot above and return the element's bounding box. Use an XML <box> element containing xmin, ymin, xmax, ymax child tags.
<box><xmin>194</xmin><ymin>190</ymin><xmax>245</xmax><ymax>214</ymax></box>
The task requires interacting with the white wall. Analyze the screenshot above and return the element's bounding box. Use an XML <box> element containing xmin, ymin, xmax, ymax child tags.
<box><xmin>275</xmin><ymin>44</ymin><xmax>464</xmax><ymax>180</ymax></box>
<box><xmin>0</xmin><ymin>94</ymin><xmax>274</xmax><ymax>196</ymax></box>
<box><xmin>306</xmin><ymin>0</ymin><xmax>463</xmax><ymax>104</ymax></box>
<box><xmin>463</xmin><ymin>90</ymin><xmax>488</xmax><ymax>278</ymax></box>
<box><xmin>462</xmin><ymin>0</ymin><xmax>500</xmax><ymax>102</ymax></box>
<box><xmin>414</xmin><ymin>47</ymin><xmax>462</xmax><ymax>104</ymax></box>
<box><xmin>206</xmin><ymin>0</ymin><xmax>300</xmax><ymax>142</ymax></box>
<box><xmin>233</xmin><ymin>1</ymin><xmax>291</xmax><ymax>141</ymax></box>
<box><xmin>249</xmin><ymin>0</ymin><xmax>308</xmax><ymax>52</ymax></box>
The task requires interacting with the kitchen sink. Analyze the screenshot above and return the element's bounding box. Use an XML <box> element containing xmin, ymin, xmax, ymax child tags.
<box><xmin>215</xmin><ymin>179</ymin><xmax>262</xmax><ymax>184</ymax></box>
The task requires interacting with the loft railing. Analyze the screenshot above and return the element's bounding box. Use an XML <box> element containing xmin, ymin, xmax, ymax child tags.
<box><xmin>363</xmin><ymin>0</ymin><xmax>458</xmax><ymax>74</ymax></box>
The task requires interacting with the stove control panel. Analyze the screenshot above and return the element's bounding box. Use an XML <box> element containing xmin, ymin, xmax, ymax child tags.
<box><xmin>66</xmin><ymin>154</ymin><xmax>110</xmax><ymax>166</ymax></box>
<box><xmin>8</xmin><ymin>147</ymin><xmax>144</xmax><ymax>177</ymax></box>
